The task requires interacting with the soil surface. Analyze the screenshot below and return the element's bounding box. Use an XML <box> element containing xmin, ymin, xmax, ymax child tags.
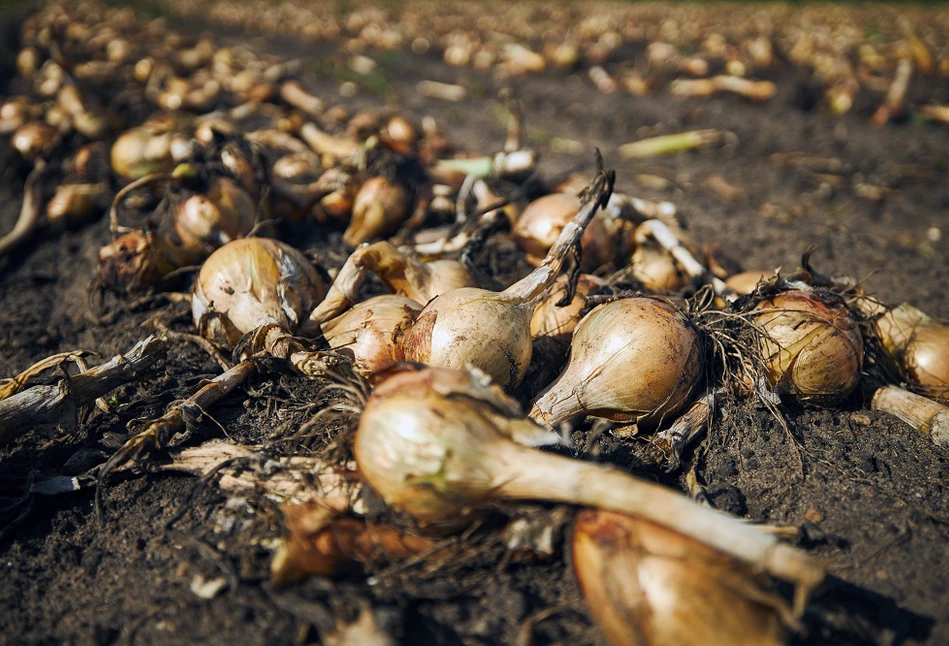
<box><xmin>2</xmin><ymin>5</ymin><xmax>949</xmax><ymax>646</ymax></box>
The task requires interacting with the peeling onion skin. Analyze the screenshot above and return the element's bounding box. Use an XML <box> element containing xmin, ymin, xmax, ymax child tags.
<box><xmin>192</xmin><ymin>238</ymin><xmax>326</xmax><ymax>348</ymax></box>
<box><xmin>322</xmin><ymin>295</ymin><xmax>422</xmax><ymax>377</ymax></box>
<box><xmin>753</xmin><ymin>291</ymin><xmax>864</xmax><ymax>406</ymax></box>
<box><xmin>530</xmin><ymin>297</ymin><xmax>702</xmax><ymax>429</ymax></box>
<box><xmin>573</xmin><ymin>509</ymin><xmax>788</xmax><ymax>646</ymax></box>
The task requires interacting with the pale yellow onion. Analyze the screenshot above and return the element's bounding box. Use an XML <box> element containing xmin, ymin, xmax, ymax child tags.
<box><xmin>573</xmin><ymin>509</ymin><xmax>789</xmax><ymax>646</ymax></box>
<box><xmin>193</xmin><ymin>238</ymin><xmax>326</xmax><ymax>348</ymax></box>
<box><xmin>867</xmin><ymin>301</ymin><xmax>949</xmax><ymax>400</ymax></box>
<box><xmin>530</xmin><ymin>273</ymin><xmax>609</xmax><ymax>342</ymax></box>
<box><xmin>513</xmin><ymin>193</ymin><xmax>620</xmax><ymax>270</ymax></box>
<box><xmin>322</xmin><ymin>295</ymin><xmax>422</xmax><ymax>376</ymax></box>
<box><xmin>343</xmin><ymin>177</ymin><xmax>412</xmax><ymax>246</ymax></box>
<box><xmin>725</xmin><ymin>270</ymin><xmax>772</xmax><ymax>296</ymax></box>
<box><xmin>530</xmin><ymin>297</ymin><xmax>702</xmax><ymax>429</ymax></box>
<box><xmin>631</xmin><ymin>241</ymin><xmax>685</xmax><ymax>292</ymax></box>
<box><xmin>753</xmin><ymin>291</ymin><xmax>863</xmax><ymax>406</ymax></box>
<box><xmin>174</xmin><ymin>177</ymin><xmax>258</xmax><ymax>252</ymax></box>
<box><xmin>353</xmin><ymin>366</ymin><xmax>824</xmax><ymax>601</ymax></box>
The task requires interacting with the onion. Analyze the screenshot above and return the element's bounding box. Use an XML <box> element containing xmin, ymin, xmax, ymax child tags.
<box><xmin>193</xmin><ymin>238</ymin><xmax>326</xmax><ymax>348</ymax></box>
<box><xmin>353</xmin><ymin>366</ymin><xmax>824</xmax><ymax>602</ymax></box>
<box><xmin>111</xmin><ymin>125</ymin><xmax>193</xmax><ymax>179</ymax></box>
<box><xmin>631</xmin><ymin>237</ymin><xmax>685</xmax><ymax>292</ymax></box>
<box><xmin>322</xmin><ymin>295</ymin><xmax>422</xmax><ymax>376</ymax></box>
<box><xmin>379</xmin><ymin>114</ymin><xmax>418</xmax><ymax>154</ymax></box>
<box><xmin>400</xmin><ymin>173</ymin><xmax>613</xmax><ymax>389</ymax></box>
<box><xmin>513</xmin><ymin>193</ymin><xmax>621</xmax><ymax>270</ymax></box>
<box><xmin>530</xmin><ymin>273</ymin><xmax>609</xmax><ymax>343</ymax></box>
<box><xmin>97</xmin><ymin>230</ymin><xmax>197</xmax><ymax>293</ymax></box>
<box><xmin>863</xmin><ymin>300</ymin><xmax>949</xmax><ymax>401</ymax></box>
<box><xmin>46</xmin><ymin>182</ymin><xmax>109</xmax><ymax>228</ymax></box>
<box><xmin>725</xmin><ymin>270</ymin><xmax>772</xmax><ymax>295</ymax></box>
<box><xmin>343</xmin><ymin>176</ymin><xmax>412</xmax><ymax>247</ymax></box>
<box><xmin>12</xmin><ymin>122</ymin><xmax>58</xmax><ymax>161</ymax></box>
<box><xmin>530</xmin><ymin>297</ymin><xmax>702</xmax><ymax>429</ymax></box>
<box><xmin>752</xmin><ymin>291</ymin><xmax>863</xmax><ymax>406</ymax></box>
<box><xmin>573</xmin><ymin>509</ymin><xmax>790</xmax><ymax>646</ymax></box>
<box><xmin>174</xmin><ymin>177</ymin><xmax>258</xmax><ymax>253</ymax></box>
<box><xmin>0</xmin><ymin>97</ymin><xmax>31</xmax><ymax>134</ymax></box>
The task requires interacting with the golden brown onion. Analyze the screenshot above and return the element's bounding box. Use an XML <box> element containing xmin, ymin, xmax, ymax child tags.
<box><xmin>530</xmin><ymin>273</ymin><xmax>609</xmax><ymax>343</ymax></box>
<box><xmin>174</xmin><ymin>177</ymin><xmax>258</xmax><ymax>253</ymax></box>
<box><xmin>12</xmin><ymin>122</ymin><xmax>57</xmax><ymax>161</ymax></box>
<box><xmin>725</xmin><ymin>270</ymin><xmax>772</xmax><ymax>295</ymax></box>
<box><xmin>513</xmin><ymin>193</ymin><xmax>620</xmax><ymax>270</ymax></box>
<box><xmin>530</xmin><ymin>297</ymin><xmax>702</xmax><ymax>429</ymax></box>
<box><xmin>573</xmin><ymin>509</ymin><xmax>789</xmax><ymax>646</ymax></box>
<box><xmin>97</xmin><ymin>230</ymin><xmax>197</xmax><ymax>293</ymax></box>
<box><xmin>753</xmin><ymin>291</ymin><xmax>863</xmax><ymax>406</ymax></box>
<box><xmin>322</xmin><ymin>295</ymin><xmax>421</xmax><ymax>376</ymax></box>
<box><xmin>868</xmin><ymin>301</ymin><xmax>949</xmax><ymax>400</ymax></box>
<box><xmin>343</xmin><ymin>176</ymin><xmax>412</xmax><ymax>246</ymax></box>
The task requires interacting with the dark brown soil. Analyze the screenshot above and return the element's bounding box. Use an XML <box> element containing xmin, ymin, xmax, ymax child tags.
<box><xmin>2</xmin><ymin>7</ymin><xmax>949</xmax><ymax>646</ymax></box>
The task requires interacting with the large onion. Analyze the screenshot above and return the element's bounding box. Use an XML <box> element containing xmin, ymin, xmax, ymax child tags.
<box><xmin>752</xmin><ymin>291</ymin><xmax>863</xmax><ymax>406</ymax></box>
<box><xmin>530</xmin><ymin>297</ymin><xmax>702</xmax><ymax>429</ymax></box>
<box><xmin>192</xmin><ymin>238</ymin><xmax>326</xmax><ymax>347</ymax></box>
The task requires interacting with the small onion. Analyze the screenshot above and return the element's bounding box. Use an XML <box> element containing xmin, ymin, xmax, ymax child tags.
<box><xmin>867</xmin><ymin>301</ymin><xmax>949</xmax><ymax>400</ymax></box>
<box><xmin>322</xmin><ymin>295</ymin><xmax>421</xmax><ymax>376</ymax></box>
<box><xmin>12</xmin><ymin>122</ymin><xmax>58</xmax><ymax>161</ymax></box>
<box><xmin>379</xmin><ymin>114</ymin><xmax>419</xmax><ymax>154</ymax></box>
<box><xmin>192</xmin><ymin>238</ymin><xmax>326</xmax><ymax>348</ymax></box>
<box><xmin>573</xmin><ymin>509</ymin><xmax>789</xmax><ymax>646</ymax></box>
<box><xmin>753</xmin><ymin>291</ymin><xmax>863</xmax><ymax>406</ymax></box>
<box><xmin>46</xmin><ymin>182</ymin><xmax>109</xmax><ymax>228</ymax></box>
<box><xmin>725</xmin><ymin>270</ymin><xmax>772</xmax><ymax>295</ymax></box>
<box><xmin>97</xmin><ymin>230</ymin><xmax>196</xmax><ymax>293</ymax></box>
<box><xmin>530</xmin><ymin>297</ymin><xmax>702</xmax><ymax>429</ymax></box>
<box><xmin>631</xmin><ymin>239</ymin><xmax>685</xmax><ymax>292</ymax></box>
<box><xmin>343</xmin><ymin>176</ymin><xmax>412</xmax><ymax>246</ymax></box>
<box><xmin>111</xmin><ymin>125</ymin><xmax>192</xmax><ymax>179</ymax></box>
<box><xmin>174</xmin><ymin>177</ymin><xmax>258</xmax><ymax>253</ymax></box>
<box><xmin>0</xmin><ymin>97</ymin><xmax>31</xmax><ymax>134</ymax></box>
<box><xmin>530</xmin><ymin>273</ymin><xmax>609</xmax><ymax>343</ymax></box>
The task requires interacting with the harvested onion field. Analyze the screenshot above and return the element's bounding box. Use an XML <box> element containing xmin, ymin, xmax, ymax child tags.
<box><xmin>2</xmin><ymin>2</ymin><xmax>949</xmax><ymax>644</ymax></box>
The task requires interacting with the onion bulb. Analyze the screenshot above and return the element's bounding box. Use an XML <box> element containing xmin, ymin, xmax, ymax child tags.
<box><xmin>530</xmin><ymin>297</ymin><xmax>702</xmax><ymax>429</ymax></box>
<box><xmin>725</xmin><ymin>270</ymin><xmax>772</xmax><ymax>296</ymax></box>
<box><xmin>573</xmin><ymin>509</ymin><xmax>790</xmax><ymax>646</ymax></box>
<box><xmin>97</xmin><ymin>230</ymin><xmax>198</xmax><ymax>293</ymax></box>
<box><xmin>343</xmin><ymin>177</ymin><xmax>412</xmax><ymax>246</ymax></box>
<box><xmin>174</xmin><ymin>177</ymin><xmax>257</xmax><ymax>253</ymax></box>
<box><xmin>46</xmin><ymin>182</ymin><xmax>109</xmax><ymax>228</ymax></box>
<box><xmin>12</xmin><ymin>122</ymin><xmax>57</xmax><ymax>161</ymax></box>
<box><xmin>322</xmin><ymin>295</ymin><xmax>421</xmax><ymax>376</ymax></box>
<box><xmin>193</xmin><ymin>238</ymin><xmax>326</xmax><ymax>348</ymax></box>
<box><xmin>400</xmin><ymin>173</ymin><xmax>613</xmax><ymax>389</ymax></box>
<box><xmin>863</xmin><ymin>300</ymin><xmax>949</xmax><ymax>401</ymax></box>
<box><xmin>111</xmin><ymin>125</ymin><xmax>193</xmax><ymax>179</ymax></box>
<box><xmin>530</xmin><ymin>273</ymin><xmax>610</xmax><ymax>343</ymax></box>
<box><xmin>0</xmin><ymin>97</ymin><xmax>31</xmax><ymax>134</ymax></box>
<box><xmin>353</xmin><ymin>366</ymin><xmax>824</xmax><ymax>600</ymax></box>
<box><xmin>752</xmin><ymin>291</ymin><xmax>863</xmax><ymax>406</ymax></box>
<box><xmin>379</xmin><ymin>114</ymin><xmax>419</xmax><ymax>154</ymax></box>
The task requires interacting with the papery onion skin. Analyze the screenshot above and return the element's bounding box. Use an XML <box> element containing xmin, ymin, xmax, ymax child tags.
<box><xmin>530</xmin><ymin>297</ymin><xmax>702</xmax><ymax>429</ymax></box>
<box><xmin>401</xmin><ymin>288</ymin><xmax>534</xmax><ymax>390</ymax></box>
<box><xmin>573</xmin><ymin>509</ymin><xmax>788</xmax><ymax>646</ymax></box>
<box><xmin>753</xmin><ymin>291</ymin><xmax>863</xmax><ymax>406</ymax></box>
<box><xmin>192</xmin><ymin>238</ymin><xmax>326</xmax><ymax>347</ymax></box>
<box><xmin>323</xmin><ymin>295</ymin><xmax>421</xmax><ymax>376</ymax></box>
<box><xmin>174</xmin><ymin>177</ymin><xmax>257</xmax><ymax>253</ymax></box>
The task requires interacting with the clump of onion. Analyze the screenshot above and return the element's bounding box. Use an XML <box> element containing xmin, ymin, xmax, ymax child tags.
<box><xmin>353</xmin><ymin>366</ymin><xmax>824</xmax><ymax>603</ymax></box>
<box><xmin>530</xmin><ymin>273</ymin><xmax>610</xmax><ymax>344</ymax></box>
<box><xmin>399</xmin><ymin>173</ymin><xmax>614</xmax><ymax>389</ymax></box>
<box><xmin>573</xmin><ymin>509</ymin><xmax>791</xmax><ymax>646</ymax></box>
<box><xmin>192</xmin><ymin>238</ymin><xmax>326</xmax><ymax>348</ymax></box>
<box><xmin>860</xmin><ymin>299</ymin><xmax>949</xmax><ymax>401</ymax></box>
<box><xmin>752</xmin><ymin>291</ymin><xmax>863</xmax><ymax>406</ymax></box>
<box><xmin>530</xmin><ymin>297</ymin><xmax>702</xmax><ymax>429</ymax></box>
<box><xmin>173</xmin><ymin>177</ymin><xmax>258</xmax><ymax>253</ymax></box>
<box><xmin>304</xmin><ymin>241</ymin><xmax>475</xmax><ymax>331</ymax></box>
<box><xmin>97</xmin><ymin>230</ymin><xmax>198</xmax><ymax>293</ymax></box>
<box><xmin>343</xmin><ymin>177</ymin><xmax>412</xmax><ymax>246</ymax></box>
<box><xmin>322</xmin><ymin>295</ymin><xmax>421</xmax><ymax>376</ymax></box>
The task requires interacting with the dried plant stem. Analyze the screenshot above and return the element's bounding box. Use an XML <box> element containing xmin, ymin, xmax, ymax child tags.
<box><xmin>917</xmin><ymin>104</ymin><xmax>949</xmax><ymax>125</ymax></box>
<box><xmin>99</xmin><ymin>358</ymin><xmax>258</xmax><ymax>480</ymax></box>
<box><xmin>109</xmin><ymin>171</ymin><xmax>174</xmax><ymax>234</ymax></box>
<box><xmin>871</xmin><ymin>385</ymin><xmax>949</xmax><ymax>448</ymax></box>
<box><xmin>655</xmin><ymin>390</ymin><xmax>718</xmax><ymax>469</ymax></box>
<box><xmin>495</xmin><ymin>443</ymin><xmax>824</xmax><ymax>613</ymax></box>
<box><xmin>872</xmin><ymin>58</ymin><xmax>913</xmax><ymax>128</ymax></box>
<box><xmin>618</xmin><ymin>130</ymin><xmax>722</xmax><ymax>159</ymax></box>
<box><xmin>0</xmin><ymin>159</ymin><xmax>46</xmax><ymax>262</ymax></box>
<box><xmin>638</xmin><ymin>220</ymin><xmax>733</xmax><ymax>299</ymax></box>
<box><xmin>0</xmin><ymin>350</ymin><xmax>93</xmax><ymax>400</ymax></box>
<box><xmin>0</xmin><ymin>335</ymin><xmax>167</xmax><ymax>447</ymax></box>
